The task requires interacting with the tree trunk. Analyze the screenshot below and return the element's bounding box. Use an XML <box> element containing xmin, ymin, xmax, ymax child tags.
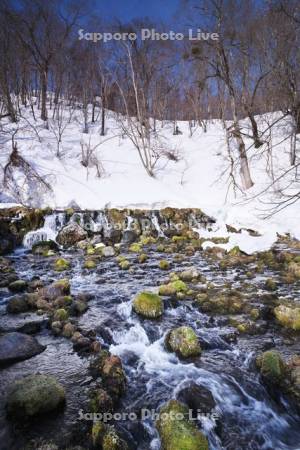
<box><xmin>100</xmin><ymin>86</ymin><xmax>105</xmax><ymax>136</ymax></box>
<box><xmin>235</xmin><ymin>128</ymin><xmax>254</xmax><ymax>190</ymax></box>
<box><xmin>292</xmin><ymin>106</ymin><xmax>300</xmax><ymax>135</ymax></box>
<box><xmin>248</xmin><ymin>111</ymin><xmax>263</xmax><ymax>148</ymax></box>
<box><xmin>100</xmin><ymin>106</ymin><xmax>105</xmax><ymax>136</ymax></box>
<box><xmin>40</xmin><ymin>68</ymin><xmax>48</xmax><ymax>121</ymax></box>
<box><xmin>0</xmin><ymin>73</ymin><xmax>17</xmax><ymax>122</ymax></box>
<box><xmin>230</xmin><ymin>96</ymin><xmax>254</xmax><ymax>190</ymax></box>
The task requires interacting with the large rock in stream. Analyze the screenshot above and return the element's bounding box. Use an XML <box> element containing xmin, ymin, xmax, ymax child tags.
<box><xmin>6</xmin><ymin>374</ymin><xmax>65</xmax><ymax>419</ymax></box>
<box><xmin>156</xmin><ymin>400</ymin><xmax>209</xmax><ymax>450</ymax></box>
<box><xmin>0</xmin><ymin>332</ymin><xmax>46</xmax><ymax>366</ymax></box>
<box><xmin>56</xmin><ymin>222</ymin><xmax>87</xmax><ymax>247</ymax></box>
<box><xmin>165</xmin><ymin>326</ymin><xmax>201</xmax><ymax>358</ymax></box>
<box><xmin>132</xmin><ymin>292</ymin><xmax>164</xmax><ymax>318</ymax></box>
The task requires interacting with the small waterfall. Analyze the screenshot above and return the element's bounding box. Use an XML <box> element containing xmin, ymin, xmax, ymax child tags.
<box><xmin>151</xmin><ymin>212</ymin><xmax>165</xmax><ymax>237</ymax></box>
<box><xmin>125</xmin><ymin>215</ymin><xmax>134</xmax><ymax>230</ymax></box>
<box><xmin>23</xmin><ymin>212</ymin><xmax>66</xmax><ymax>248</ymax></box>
<box><xmin>90</xmin><ymin>211</ymin><xmax>107</xmax><ymax>233</ymax></box>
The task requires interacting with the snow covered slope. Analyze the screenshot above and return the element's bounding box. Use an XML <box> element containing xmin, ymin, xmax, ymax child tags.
<box><xmin>0</xmin><ymin>105</ymin><xmax>299</xmax><ymax>245</ymax></box>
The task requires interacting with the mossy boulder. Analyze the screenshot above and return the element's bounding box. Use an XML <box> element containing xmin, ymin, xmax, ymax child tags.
<box><xmin>129</xmin><ymin>243</ymin><xmax>142</xmax><ymax>253</ymax></box>
<box><xmin>159</xmin><ymin>279</ymin><xmax>188</xmax><ymax>297</ymax></box>
<box><xmin>156</xmin><ymin>400</ymin><xmax>208</xmax><ymax>450</ymax></box>
<box><xmin>197</xmin><ymin>290</ymin><xmax>245</xmax><ymax>315</ymax></box>
<box><xmin>170</xmin><ymin>280</ymin><xmax>188</xmax><ymax>293</ymax></box>
<box><xmin>84</xmin><ymin>259</ymin><xmax>96</xmax><ymax>269</ymax></box>
<box><xmin>138</xmin><ymin>253</ymin><xmax>148</xmax><ymax>263</ymax></box>
<box><xmin>8</xmin><ymin>280</ymin><xmax>27</xmax><ymax>293</ymax></box>
<box><xmin>92</xmin><ymin>422</ymin><xmax>128</xmax><ymax>450</ymax></box>
<box><xmin>286</xmin><ymin>356</ymin><xmax>300</xmax><ymax>409</ymax></box>
<box><xmin>32</xmin><ymin>240</ymin><xmax>58</xmax><ymax>256</ymax></box>
<box><xmin>179</xmin><ymin>269</ymin><xmax>200</xmax><ymax>282</ymax></box>
<box><xmin>89</xmin><ymin>388</ymin><xmax>114</xmax><ymax>414</ymax></box>
<box><xmin>103</xmin><ymin>429</ymin><xmax>128</xmax><ymax>450</ymax></box>
<box><xmin>43</xmin><ymin>279</ymin><xmax>70</xmax><ymax>301</ymax></box>
<box><xmin>73</xmin><ymin>300</ymin><xmax>88</xmax><ymax>315</ymax></box>
<box><xmin>274</xmin><ymin>305</ymin><xmax>300</xmax><ymax>330</ymax></box>
<box><xmin>287</xmin><ymin>262</ymin><xmax>300</xmax><ymax>279</ymax></box>
<box><xmin>256</xmin><ymin>350</ymin><xmax>285</xmax><ymax>385</ymax></box>
<box><xmin>90</xmin><ymin>352</ymin><xmax>126</xmax><ymax>400</ymax></box>
<box><xmin>265</xmin><ymin>278</ymin><xmax>277</xmax><ymax>291</ymax></box>
<box><xmin>53</xmin><ymin>295</ymin><xmax>72</xmax><ymax>308</ymax></box>
<box><xmin>86</xmin><ymin>246</ymin><xmax>96</xmax><ymax>255</ymax></box>
<box><xmin>53</xmin><ymin>308</ymin><xmax>68</xmax><ymax>321</ymax></box>
<box><xmin>159</xmin><ymin>260</ymin><xmax>170</xmax><ymax>270</ymax></box>
<box><xmin>159</xmin><ymin>284</ymin><xmax>177</xmax><ymax>296</ymax></box>
<box><xmin>133</xmin><ymin>292</ymin><xmax>164</xmax><ymax>318</ymax></box>
<box><xmin>6</xmin><ymin>374</ymin><xmax>65</xmax><ymax>419</ymax></box>
<box><xmin>54</xmin><ymin>258</ymin><xmax>70</xmax><ymax>272</ymax></box>
<box><xmin>62</xmin><ymin>322</ymin><xmax>75</xmax><ymax>338</ymax></box>
<box><xmin>7</xmin><ymin>295</ymin><xmax>29</xmax><ymax>314</ymax></box>
<box><xmin>139</xmin><ymin>235</ymin><xmax>157</xmax><ymax>245</ymax></box>
<box><xmin>92</xmin><ymin>421</ymin><xmax>107</xmax><ymax>447</ymax></box>
<box><xmin>119</xmin><ymin>260</ymin><xmax>130</xmax><ymax>270</ymax></box>
<box><xmin>165</xmin><ymin>326</ymin><xmax>201</xmax><ymax>358</ymax></box>
<box><xmin>51</xmin><ymin>321</ymin><xmax>63</xmax><ymax>335</ymax></box>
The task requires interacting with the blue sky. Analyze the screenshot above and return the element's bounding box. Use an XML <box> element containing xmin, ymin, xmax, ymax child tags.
<box><xmin>93</xmin><ymin>0</ymin><xmax>181</xmax><ymax>23</ymax></box>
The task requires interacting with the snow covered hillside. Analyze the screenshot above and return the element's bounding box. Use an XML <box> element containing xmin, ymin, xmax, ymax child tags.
<box><xmin>0</xmin><ymin>104</ymin><xmax>299</xmax><ymax>246</ymax></box>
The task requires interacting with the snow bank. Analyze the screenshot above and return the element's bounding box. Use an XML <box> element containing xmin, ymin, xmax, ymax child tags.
<box><xmin>0</xmin><ymin>106</ymin><xmax>299</xmax><ymax>253</ymax></box>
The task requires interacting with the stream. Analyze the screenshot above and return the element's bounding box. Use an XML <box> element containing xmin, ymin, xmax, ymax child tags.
<box><xmin>0</xmin><ymin>212</ymin><xmax>300</xmax><ymax>450</ymax></box>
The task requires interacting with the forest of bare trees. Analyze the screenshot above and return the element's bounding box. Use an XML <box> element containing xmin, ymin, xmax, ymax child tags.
<box><xmin>0</xmin><ymin>0</ymin><xmax>299</xmax><ymax>204</ymax></box>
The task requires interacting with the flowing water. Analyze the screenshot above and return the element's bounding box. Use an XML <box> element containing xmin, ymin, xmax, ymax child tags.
<box><xmin>1</xmin><ymin>214</ymin><xmax>300</xmax><ymax>450</ymax></box>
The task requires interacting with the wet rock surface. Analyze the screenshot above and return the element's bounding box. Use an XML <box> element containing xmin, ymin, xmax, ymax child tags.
<box><xmin>0</xmin><ymin>332</ymin><xmax>46</xmax><ymax>366</ymax></box>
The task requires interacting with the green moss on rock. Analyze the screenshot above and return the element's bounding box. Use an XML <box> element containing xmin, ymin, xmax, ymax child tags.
<box><xmin>32</xmin><ymin>240</ymin><xmax>58</xmax><ymax>256</ymax></box>
<box><xmin>129</xmin><ymin>243</ymin><xmax>142</xmax><ymax>253</ymax></box>
<box><xmin>274</xmin><ymin>305</ymin><xmax>300</xmax><ymax>330</ymax></box>
<box><xmin>102</xmin><ymin>428</ymin><xmax>128</xmax><ymax>450</ymax></box>
<box><xmin>156</xmin><ymin>400</ymin><xmax>208</xmax><ymax>450</ymax></box>
<box><xmin>54</xmin><ymin>258</ymin><xmax>70</xmax><ymax>272</ymax></box>
<box><xmin>265</xmin><ymin>278</ymin><xmax>277</xmax><ymax>291</ymax></box>
<box><xmin>8</xmin><ymin>280</ymin><xmax>27</xmax><ymax>293</ymax></box>
<box><xmin>165</xmin><ymin>326</ymin><xmax>201</xmax><ymax>358</ymax></box>
<box><xmin>159</xmin><ymin>260</ymin><xmax>170</xmax><ymax>270</ymax></box>
<box><xmin>138</xmin><ymin>253</ymin><xmax>148</xmax><ymax>263</ymax></box>
<box><xmin>6</xmin><ymin>374</ymin><xmax>65</xmax><ymax>419</ymax></box>
<box><xmin>84</xmin><ymin>259</ymin><xmax>96</xmax><ymax>269</ymax></box>
<box><xmin>54</xmin><ymin>308</ymin><xmax>69</xmax><ymax>321</ymax></box>
<box><xmin>7</xmin><ymin>295</ymin><xmax>29</xmax><ymax>313</ymax></box>
<box><xmin>119</xmin><ymin>260</ymin><xmax>130</xmax><ymax>270</ymax></box>
<box><xmin>133</xmin><ymin>292</ymin><xmax>164</xmax><ymax>318</ymax></box>
<box><xmin>256</xmin><ymin>350</ymin><xmax>285</xmax><ymax>385</ymax></box>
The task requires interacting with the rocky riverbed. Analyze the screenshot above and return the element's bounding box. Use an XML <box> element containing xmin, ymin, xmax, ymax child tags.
<box><xmin>0</xmin><ymin>208</ymin><xmax>300</xmax><ymax>450</ymax></box>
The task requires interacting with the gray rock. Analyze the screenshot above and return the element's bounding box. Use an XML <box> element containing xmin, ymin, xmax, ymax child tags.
<box><xmin>0</xmin><ymin>332</ymin><xmax>46</xmax><ymax>366</ymax></box>
<box><xmin>102</xmin><ymin>246</ymin><xmax>115</xmax><ymax>257</ymax></box>
<box><xmin>122</xmin><ymin>230</ymin><xmax>138</xmax><ymax>244</ymax></box>
<box><xmin>56</xmin><ymin>222</ymin><xmax>87</xmax><ymax>247</ymax></box>
<box><xmin>7</xmin><ymin>295</ymin><xmax>29</xmax><ymax>314</ymax></box>
<box><xmin>177</xmin><ymin>382</ymin><xmax>216</xmax><ymax>414</ymax></box>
